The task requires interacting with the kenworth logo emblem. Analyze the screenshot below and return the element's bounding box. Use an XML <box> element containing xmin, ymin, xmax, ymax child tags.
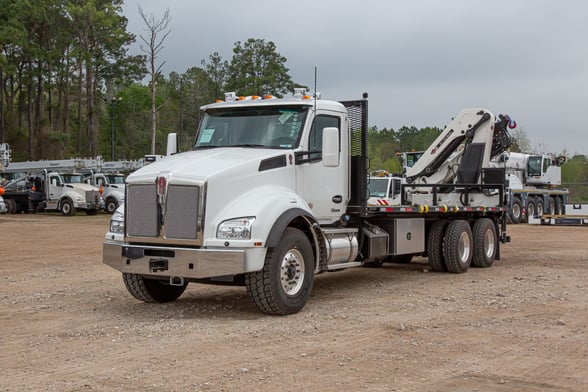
<box><xmin>157</xmin><ymin>176</ymin><xmax>166</xmax><ymax>199</ymax></box>
<box><xmin>157</xmin><ymin>175</ymin><xmax>168</xmax><ymax>225</ymax></box>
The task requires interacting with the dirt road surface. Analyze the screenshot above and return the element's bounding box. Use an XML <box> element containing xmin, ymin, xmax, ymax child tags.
<box><xmin>1</xmin><ymin>214</ymin><xmax>586</xmax><ymax>391</ymax></box>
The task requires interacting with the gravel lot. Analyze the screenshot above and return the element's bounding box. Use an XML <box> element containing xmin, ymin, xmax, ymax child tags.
<box><xmin>1</xmin><ymin>213</ymin><xmax>586</xmax><ymax>391</ymax></box>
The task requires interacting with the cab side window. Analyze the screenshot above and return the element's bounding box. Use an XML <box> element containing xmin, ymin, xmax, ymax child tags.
<box><xmin>308</xmin><ymin>115</ymin><xmax>340</xmax><ymax>159</ymax></box>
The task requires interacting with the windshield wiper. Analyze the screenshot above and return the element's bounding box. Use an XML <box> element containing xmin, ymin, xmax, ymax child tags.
<box><xmin>194</xmin><ymin>145</ymin><xmax>222</xmax><ymax>150</ymax></box>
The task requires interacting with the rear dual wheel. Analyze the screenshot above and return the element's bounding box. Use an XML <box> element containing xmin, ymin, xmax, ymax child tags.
<box><xmin>443</xmin><ymin>220</ymin><xmax>473</xmax><ymax>273</ymax></box>
<box><xmin>427</xmin><ymin>218</ymin><xmax>497</xmax><ymax>273</ymax></box>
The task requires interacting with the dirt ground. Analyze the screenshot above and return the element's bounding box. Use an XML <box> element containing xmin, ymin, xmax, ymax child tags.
<box><xmin>0</xmin><ymin>213</ymin><xmax>586</xmax><ymax>392</ymax></box>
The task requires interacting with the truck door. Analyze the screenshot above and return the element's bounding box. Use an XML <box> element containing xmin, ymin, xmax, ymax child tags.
<box><xmin>46</xmin><ymin>174</ymin><xmax>64</xmax><ymax>208</ymax></box>
<box><xmin>296</xmin><ymin>113</ymin><xmax>348</xmax><ymax>224</ymax></box>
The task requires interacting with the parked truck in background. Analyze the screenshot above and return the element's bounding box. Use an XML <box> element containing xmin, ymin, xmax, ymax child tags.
<box><xmin>491</xmin><ymin>152</ymin><xmax>568</xmax><ymax>223</ymax></box>
<box><xmin>83</xmin><ymin>171</ymin><xmax>126</xmax><ymax>214</ymax></box>
<box><xmin>103</xmin><ymin>90</ymin><xmax>514</xmax><ymax>315</ymax></box>
<box><xmin>367</xmin><ymin>172</ymin><xmax>402</xmax><ymax>207</ymax></box>
<box><xmin>1</xmin><ymin>170</ymin><xmax>101</xmax><ymax>215</ymax></box>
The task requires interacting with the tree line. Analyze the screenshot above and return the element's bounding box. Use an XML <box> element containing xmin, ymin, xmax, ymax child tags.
<box><xmin>0</xmin><ymin>0</ymin><xmax>298</xmax><ymax>161</ymax></box>
<box><xmin>1</xmin><ymin>1</ymin><xmax>587</xmax><ymax>196</ymax></box>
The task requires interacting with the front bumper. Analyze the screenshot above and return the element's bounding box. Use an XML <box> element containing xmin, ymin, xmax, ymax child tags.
<box><xmin>103</xmin><ymin>240</ymin><xmax>266</xmax><ymax>279</ymax></box>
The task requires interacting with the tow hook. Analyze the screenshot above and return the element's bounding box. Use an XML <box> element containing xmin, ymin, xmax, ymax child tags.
<box><xmin>149</xmin><ymin>258</ymin><xmax>168</xmax><ymax>273</ymax></box>
<box><xmin>169</xmin><ymin>276</ymin><xmax>184</xmax><ymax>286</ymax></box>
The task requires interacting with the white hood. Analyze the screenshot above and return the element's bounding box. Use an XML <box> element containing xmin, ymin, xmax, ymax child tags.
<box><xmin>127</xmin><ymin>148</ymin><xmax>286</xmax><ymax>184</ymax></box>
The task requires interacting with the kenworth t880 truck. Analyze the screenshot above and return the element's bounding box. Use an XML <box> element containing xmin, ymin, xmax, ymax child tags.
<box><xmin>103</xmin><ymin>91</ymin><xmax>513</xmax><ymax>315</ymax></box>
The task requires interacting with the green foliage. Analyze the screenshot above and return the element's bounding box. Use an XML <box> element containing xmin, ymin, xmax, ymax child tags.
<box><xmin>367</xmin><ymin>125</ymin><xmax>441</xmax><ymax>174</ymax></box>
<box><xmin>562</xmin><ymin>155</ymin><xmax>588</xmax><ymax>202</ymax></box>
<box><xmin>225</xmin><ymin>38</ymin><xmax>294</xmax><ymax>97</ymax></box>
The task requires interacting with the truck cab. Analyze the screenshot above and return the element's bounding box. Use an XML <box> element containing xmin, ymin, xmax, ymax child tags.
<box><xmin>84</xmin><ymin>171</ymin><xmax>125</xmax><ymax>213</ymax></box>
<box><xmin>367</xmin><ymin>175</ymin><xmax>402</xmax><ymax>206</ymax></box>
<box><xmin>45</xmin><ymin>172</ymin><xmax>101</xmax><ymax>215</ymax></box>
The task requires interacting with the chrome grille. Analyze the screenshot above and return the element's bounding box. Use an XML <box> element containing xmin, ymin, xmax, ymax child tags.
<box><xmin>85</xmin><ymin>190</ymin><xmax>99</xmax><ymax>205</ymax></box>
<box><xmin>127</xmin><ymin>184</ymin><xmax>158</xmax><ymax>237</ymax></box>
<box><xmin>164</xmin><ymin>185</ymin><xmax>200</xmax><ymax>240</ymax></box>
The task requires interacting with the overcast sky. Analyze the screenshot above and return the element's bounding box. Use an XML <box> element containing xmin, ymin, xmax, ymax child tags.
<box><xmin>122</xmin><ymin>0</ymin><xmax>588</xmax><ymax>155</ymax></box>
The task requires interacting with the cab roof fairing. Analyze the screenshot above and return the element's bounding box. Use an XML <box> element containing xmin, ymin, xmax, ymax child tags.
<box><xmin>199</xmin><ymin>97</ymin><xmax>348</xmax><ymax>114</ymax></box>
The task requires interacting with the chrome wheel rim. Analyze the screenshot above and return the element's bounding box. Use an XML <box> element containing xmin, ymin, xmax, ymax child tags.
<box><xmin>458</xmin><ymin>231</ymin><xmax>471</xmax><ymax>264</ymax></box>
<box><xmin>484</xmin><ymin>229</ymin><xmax>496</xmax><ymax>258</ymax></box>
<box><xmin>280</xmin><ymin>249</ymin><xmax>305</xmax><ymax>295</ymax></box>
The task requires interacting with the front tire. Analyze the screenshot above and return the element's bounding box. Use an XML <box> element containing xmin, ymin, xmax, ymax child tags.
<box><xmin>61</xmin><ymin>199</ymin><xmax>76</xmax><ymax>216</ymax></box>
<box><xmin>471</xmin><ymin>218</ymin><xmax>497</xmax><ymax>268</ymax></box>
<box><xmin>443</xmin><ymin>220</ymin><xmax>473</xmax><ymax>274</ymax></box>
<box><xmin>122</xmin><ymin>273</ymin><xmax>187</xmax><ymax>303</ymax></box>
<box><xmin>105</xmin><ymin>198</ymin><xmax>118</xmax><ymax>214</ymax></box>
<box><xmin>245</xmin><ymin>228</ymin><xmax>314</xmax><ymax>315</ymax></box>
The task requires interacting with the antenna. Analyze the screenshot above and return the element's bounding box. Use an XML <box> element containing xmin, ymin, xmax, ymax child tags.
<box><xmin>314</xmin><ymin>66</ymin><xmax>317</xmax><ymax>97</ymax></box>
<box><xmin>313</xmin><ymin>66</ymin><xmax>317</xmax><ymax>114</ymax></box>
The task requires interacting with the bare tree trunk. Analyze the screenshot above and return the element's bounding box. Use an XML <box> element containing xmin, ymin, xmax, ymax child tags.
<box><xmin>27</xmin><ymin>63</ymin><xmax>34</xmax><ymax>159</ymax></box>
<box><xmin>77</xmin><ymin>60</ymin><xmax>83</xmax><ymax>155</ymax></box>
<box><xmin>138</xmin><ymin>6</ymin><xmax>171</xmax><ymax>156</ymax></box>
<box><xmin>150</xmin><ymin>59</ymin><xmax>156</xmax><ymax>154</ymax></box>
<box><xmin>86</xmin><ymin>61</ymin><xmax>95</xmax><ymax>156</ymax></box>
<box><xmin>0</xmin><ymin>70</ymin><xmax>4</xmax><ymax>143</ymax></box>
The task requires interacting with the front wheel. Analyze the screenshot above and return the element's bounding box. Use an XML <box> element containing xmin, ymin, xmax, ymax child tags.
<box><xmin>122</xmin><ymin>273</ymin><xmax>187</xmax><ymax>303</ymax></box>
<box><xmin>61</xmin><ymin>199</ymin><xmax>76</xmax><ymax>216</ymax></box>
<box><xmin>105</xmin><ymin>198</ymin><xmax>118</xmax><ymax>214</ymax></box>
<box><xmin>245</xmin><ymin>228</ymin><xmax>314</xmax><ymax>315</ymax></box>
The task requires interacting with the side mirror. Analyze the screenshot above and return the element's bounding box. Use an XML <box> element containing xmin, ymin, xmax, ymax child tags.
<box><xmin>166</xmin><ymin>133</ymin><xmax>177</xmax><ymax>156</ymax></box>
<box><xmin>322</xmin><ymin>127</ymin><xmax>340</xmax><ymax>167</ymax></box>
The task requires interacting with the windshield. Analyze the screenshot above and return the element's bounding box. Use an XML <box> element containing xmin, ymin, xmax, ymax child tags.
<box><xmin>106</xmin><ymin>175</ymin><xmax>125</xmax><ymax>184</ymax></box>
<box><xmin>62</xmin><ymin>174</ymin><xmax>83</xmax><ymax>183</ymax></box>
<box><xmin>527</xmin><ymin>156</ymin><xmax>542</xmax><ymax>177</ymax></box>
<box><xmin>194</xmin><ymin>106</ymin><xmax>308</xmax><ymax>150</ymax></box>
<box><xmin>367</xmin><ymin>178</ymin><xmax>390</xmax><ymax>197</ymax></box>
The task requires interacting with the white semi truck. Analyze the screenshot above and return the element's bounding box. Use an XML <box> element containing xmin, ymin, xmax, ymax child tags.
<box><xmin>103</xmin><ymin>91</ymin><xmax>513</xmax><ymax>315</ymax></box>
<box><xmin>83</xmin><ymin>171</ymin><xmax>126</xmax><ymax>214</ymax></box>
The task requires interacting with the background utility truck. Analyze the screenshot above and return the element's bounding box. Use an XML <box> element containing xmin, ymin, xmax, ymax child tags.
<box><xmin>1</xmin><ymin>170</ymin><xmax>101</xmax><ymax>215</ymax></box>
<box><xmin>84</xmin><ymin>171</ymin><xmax>126</xmax><ymax>214</ymax></box>
<box><xmin>103</xmin><ymin>90</ymin><xmax>513</xmax><ymax>315</ymax></box>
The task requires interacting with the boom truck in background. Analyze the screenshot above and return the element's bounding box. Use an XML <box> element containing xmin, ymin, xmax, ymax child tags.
<box><xmin>1</xmin><ymin>170</ymin><xmax>101</xmax><ymax>215</ymax></box>
<box><xmin>0</xmin><ymin>156</ymin><xmax>143</xmax><ymax>215</ymax></box>
<box><xmin>103</xmin><ymin>90</ymin><xmax>514</xmax><ymax>315</ymax></box>
<box><xmin>490</xmin><ymin>152</ymin><xmax>568</xmax><ymax>223</ymax></box>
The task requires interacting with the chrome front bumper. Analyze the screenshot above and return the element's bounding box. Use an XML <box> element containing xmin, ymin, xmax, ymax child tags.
<box><xmin>103</xmin><ymin>240</ymin><xmax>266</xmax><ymax>279</ymax></box>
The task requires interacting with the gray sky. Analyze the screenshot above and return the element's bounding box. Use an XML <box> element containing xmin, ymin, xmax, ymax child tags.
<box><xmin>122</xmin><ymin>0</ymin><xmax>588</xmax><ymax>155</ymax></box>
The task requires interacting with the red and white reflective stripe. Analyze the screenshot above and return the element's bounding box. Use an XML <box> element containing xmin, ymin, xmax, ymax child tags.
<box><xmin>377</xmin><ymin>199</ymin><xmax>389</xmax><ymax>206</ymax></box>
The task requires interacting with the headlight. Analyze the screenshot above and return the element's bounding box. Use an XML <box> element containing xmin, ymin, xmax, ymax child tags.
<box><xmin>217</xmin><ymin>217</ymin><xmax>255</xmax><ymax>240</ymax></box>
<box><xmin>110</xmin><ymin>209</ymin><xmax>125</xmax><ymax>234</ymax></box>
